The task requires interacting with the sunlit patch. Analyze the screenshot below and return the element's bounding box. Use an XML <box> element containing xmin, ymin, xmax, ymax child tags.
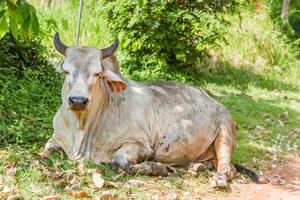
<box><xmin>175</xmin><ymin>105</ymin><xmax>184</xmax><ymax>112</ymax></box>
<box><xmin>132</xmin><ymin>86</ymin><xmax>145</xmax><ymax>94</ymax></box>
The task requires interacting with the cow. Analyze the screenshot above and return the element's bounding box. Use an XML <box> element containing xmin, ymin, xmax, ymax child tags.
<box><xmin>42</xmin><ymin>33</ymin><xmax>259</xmax><ymax>188</ymax></box>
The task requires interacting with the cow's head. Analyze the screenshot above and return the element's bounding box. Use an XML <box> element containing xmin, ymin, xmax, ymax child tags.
<box><xmin>54</xmin><ymin>33</ymin><xmax>127</xmax><ymax>112</ymax></box>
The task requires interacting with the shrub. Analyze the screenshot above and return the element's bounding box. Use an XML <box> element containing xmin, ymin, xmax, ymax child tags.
<box><xmin>101</xmin><ymin>0</ymin><xmax>238</xmax><ymax>80</ymax></box>
<box><xmin>0</xmin><ymin>33</ymin><xmax>61</xmax><ymax>147</ymax></box>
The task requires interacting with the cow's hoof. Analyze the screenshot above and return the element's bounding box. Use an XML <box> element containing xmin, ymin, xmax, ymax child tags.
<box><xmin>189</xmin><ymin>161</ymin><xmax>214</xmax><ymax>174</ymax></box>
<box><xmin>210</xmin><ymin>172</ymin><xmax>229</xmax><ymax>189</ymax></box>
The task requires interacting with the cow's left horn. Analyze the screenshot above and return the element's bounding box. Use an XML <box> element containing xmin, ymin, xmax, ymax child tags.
<box><xmin>54</xmin><ymin>32</ymin><xmax>68</xmax><ymax>55</ymax></box>
<box><xmin>100</xmin><ymin>39</ymin><xmax>119</xmax><ymax>58</ymax></box>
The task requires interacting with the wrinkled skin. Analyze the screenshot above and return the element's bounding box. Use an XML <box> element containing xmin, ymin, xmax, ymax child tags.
<box><xmin>43</xmin><ymin>34</ymin><xmax>237</xmax><ymax>188</ymax></box>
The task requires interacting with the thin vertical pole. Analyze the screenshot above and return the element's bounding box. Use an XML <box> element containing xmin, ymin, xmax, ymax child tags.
<box><xmin>75</xmin><ymin>0</ymin><xmax>83</xmax><ymax>46</ymax></box>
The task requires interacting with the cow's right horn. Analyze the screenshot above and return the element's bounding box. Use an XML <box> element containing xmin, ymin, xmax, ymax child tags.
<box><xmin>54</xmin><ymin>32</ymin><xmax>68</xmax><ymax>55</ymax></box>
<box><xmin>100</xmin><ymin>39</ymin><xmax>119</xmax><ymax>59</ymax></box>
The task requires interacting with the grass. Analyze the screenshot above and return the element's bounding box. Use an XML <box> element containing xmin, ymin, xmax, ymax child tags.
<box><xmin>0</xmin><ymin>1</ymin><xmax>300</xmax><ymax>200</ymax></box>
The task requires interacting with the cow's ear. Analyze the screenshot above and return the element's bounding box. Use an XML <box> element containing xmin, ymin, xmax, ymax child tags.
<box><xmin>56</xmin><ymin>62</ymin><xmax>64</xmax><ymax>73</ymax></box>
<box><xmin>100</xmin><ymin>70</ymin><xmax>127</xmax><ymax>94</ymax></box>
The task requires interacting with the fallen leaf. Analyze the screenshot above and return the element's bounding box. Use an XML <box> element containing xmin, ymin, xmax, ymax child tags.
<box><xmin>92</xmin><ymin>172</ymin><xmax>104</xmax><ymax>189</ymax></box>
<box><xmin>43</xmin><ymin>195</ymin><xmax>59</xmax><ymax>200</ymax></box>
<box><xmin>78</xmin><ymin>162</ymin><xmax>87</xmax><ymax>175</ymax></box>
<box><xmin>4</xmin><ymin>165</ymin><xmax>16</xmax><ymax>175</ymax></box>
<box><xmin>87</xmin><ymin>168</ymin><xmax>102</xmax><ymax>174</ymax></box>
<box><xmin>125</xmin><ymin>179</ymin><xmax>146</xmax><ymax>187</ymax></box>
<box><xmin>54</xmin><ymin>178</ymin><xmax>69</xmax><ymax>186</ymax></box>
<box><xmin>65</xmin><ymin>169</ymin><xmax>76</xmax><ymax>177</ymax></box>
<box><xmin>2</xmin><ymin>186</ymin><xmax>12</xmax><ymax>194</ymax></box>
<box><xmin>41</xmin><ymin>167</ymin><xmax>62</xmax><ymax>178</ymax></box>
<box><xmin>165</xmin><ymin>193</ymin><xmax>177</xmax><ymax>200</ymax></box>
<box><xmin>7</xmin><ymin>194</ymin><xmax>23</xmax><ymax>200</ymax></box>
<box><xmin>182</xmin><ymin>191</ymin><xmax>199</xmax><ymax>200</ymax></box>
<box><xmin>67</xmin><ymin>190</ymin><xmax>88</xmax><ymax>198</ymax></box>
<box><xmin>69</xmin><ymin>176</ymin><xmax>78</xmax><ymax>185</ymax></box>
<box><xmin>65</xmin><ymin>175</ymin><xmax>81</xmax><ymax>189</ymax></box>
<box><xmin>100</xmin><ymin>191</ymin><xmax>118</xmax><ymax>200</ymax></box>
<box><xmin>104</xmin><ymin>181</ymin><xmax>120</xmax><ymax>189</ymax></box>
<box><xmin>270</xmin><ymin>175</ymin><xmax>287</xmax><ymax>185</ymax></box>
<box><xmin>258</xmin><ymin>177</ymin><xmax>270</xmax><ymax>184</ymax></box>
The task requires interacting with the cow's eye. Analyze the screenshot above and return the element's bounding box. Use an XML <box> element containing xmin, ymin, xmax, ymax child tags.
<box><xmin>63</xmin><ymin>71</ymin><xmax>70</xmax><ymax>75</ymax></box>
<box><xmin>93</xmin><ymin>72</ymin><xmax>101</xmax><ymax>77</ymax></box>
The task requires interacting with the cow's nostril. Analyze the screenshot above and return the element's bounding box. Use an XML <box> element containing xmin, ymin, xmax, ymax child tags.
<box><xmin>68</xmin><ymin>96</ymin><xmax>89</xmax><ymax>107</ymax></box>
<box><xmin>82</xmin><ymin>98</ymin><xmax>89</xmax><ymax>105</ymax></box>
<box><xmin>68</xmin><ymin>97</ymin><xmax>74</xmax><ymax>104</ymax></box>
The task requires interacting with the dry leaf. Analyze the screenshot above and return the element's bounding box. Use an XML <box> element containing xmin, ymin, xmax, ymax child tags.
<box><xmin>65</xmin><ymin>169</ymin><xmax>76</xmax><ymax>177</ymax></box>
<box><xmin>41</xmin><ymin>167</ymin><xmax>62</xmax><ymax>178</ymax></box>
<box><xmin>7</xmin><ymin>194</ymin><xmax>23</xmax><ymax>200</ymax></box>
<box><xmin>65</xmin><ymin>175</ymin><xmax>81</xmax><ymax>189</ymax></box>
<box><xmin>165</xmin><ymin>193</ymin><xmax>177</xmax><ymax>200</ymax></box>
<box><xmin>43</xmin><ymin>195</ymin><xmax>59</xmax><ymax>200</ymax></box>
<box><xmin>182</xmin><ymin>191</ymin><xmax>200</xmax><ymax>200</ymax></box>
<box><xmin>88</xmin><ymin>168</ymin><xmax>102</xmax><ymax>174</ymax></box>
<box><xmin>78</xmin><ymin>162</ymin><xmax>87</xmax><ymax>175</ymax></box>
<box><xmin>125</xmin><ymin>179</ymin><xmax>146</xmax><ymax>187</ymax></box>
<box><xmin>104</xmin><ymin>181</ymin><xmax>120</xmax><ymax>189</ymax></box>
<box><xmin>67</xmin><ymin>190</ymin><xmax>88</xmax><ymax>198</ymax></box>
<box><xmin>54</xmin><ymin>178</ymin><xmax>69</xmax><ymax>186</ymax></box>
<box><xmin>4</xmin><ymin>165</ymin><xmax>16</xmax><ymax>175</ymax></box>
<box><xmin>100</xmin><ymin>191</ymin><xmax>118</xmax><ymax>200</ymax></box>
<box><xmin>258</xmin><ymin>177</ymin><xmax>270</xmax><ymax>184</ymax></box>
<box><xmin>2</xmin><ymin>186</ymin><xmax>12</xmax><ymax>194</ymax></box>
<box><xmin>92</xmin><ymin>172</ymin><xmax>104</xmax><ymax>189</ymax></box>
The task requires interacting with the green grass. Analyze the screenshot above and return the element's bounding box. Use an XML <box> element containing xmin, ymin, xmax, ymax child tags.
<box><xmin>0</xmin><ymin>2</ymin><xmax>300</xmax><ymax>200</ymax></box>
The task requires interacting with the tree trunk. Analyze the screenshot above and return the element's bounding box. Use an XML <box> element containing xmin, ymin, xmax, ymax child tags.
<box><xmin>281</xmin><ymin>0</ymin><xmax>290</xmax><ymax>21</ymax></box>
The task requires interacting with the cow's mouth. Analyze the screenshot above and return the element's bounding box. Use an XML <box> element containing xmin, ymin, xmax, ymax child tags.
<box><xmin>69</xmin><ymin>105</ymin><xmax>87</xmax><ymax>111</ymax></box>
<box><xmin>68</xmin><ymin>96</ymin><xmax>89</xmax><ymax>111</ymax></box>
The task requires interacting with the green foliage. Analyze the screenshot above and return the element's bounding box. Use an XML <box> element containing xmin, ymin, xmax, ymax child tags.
<box><xmin>0</xmin><ymin>34</ymin><xmax>61</xmax><ymax>146</ymax></box>
<box><xmin>0</xmin><ymin>0</ymin><xmax>39</xmax><ymax>40</ymax></box>
<box><xmin>101</xmin><ymin>0</ymin><xmax>238</xmax><ymax>79</ymax></box>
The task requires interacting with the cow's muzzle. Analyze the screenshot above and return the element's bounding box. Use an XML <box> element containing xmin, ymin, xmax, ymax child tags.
<box><xmin>68</xmin><ymin>96</ymin><xmax>89</xmax><ymax>111</ymax></box>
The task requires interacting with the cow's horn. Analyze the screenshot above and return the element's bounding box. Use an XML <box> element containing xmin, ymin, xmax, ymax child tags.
<box><xmin>54</xmin><ymin>32</ymin><xmax>68</xmax><ymax>55</ymax></box>
<box><xmin>100</xmin><ymin>39</ymin><xmax>119</xmax><ymax>58</ymax></box>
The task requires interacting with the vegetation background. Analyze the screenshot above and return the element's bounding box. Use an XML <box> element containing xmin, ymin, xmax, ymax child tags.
<box><xmin>0</xmin><ymin>0</ymin><xmax>299</xmax><ymax>199</ymax></box>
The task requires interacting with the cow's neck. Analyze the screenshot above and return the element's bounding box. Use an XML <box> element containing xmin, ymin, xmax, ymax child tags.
<box><xmin>76</xmin><ymin>80</ymin><xmax>109</xmax><ymax>131</ymax></box>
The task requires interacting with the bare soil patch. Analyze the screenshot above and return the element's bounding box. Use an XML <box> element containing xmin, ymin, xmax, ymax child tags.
<box><xmin>205</xmin><ymin>155</ymin><xmax>300</xmax><ymax>200</ymax></box>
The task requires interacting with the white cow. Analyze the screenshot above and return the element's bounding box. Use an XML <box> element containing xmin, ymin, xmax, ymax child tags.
<box><xmin>43</xmin><ymin>33</ymin><xmax>259</xmax><ymax>188</ymax></box>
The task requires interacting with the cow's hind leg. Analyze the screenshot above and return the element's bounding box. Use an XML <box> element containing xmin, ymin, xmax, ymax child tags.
<box><xmin>111</xmin><ymin>143</ymin><xmax>169</xmax><ymax>176</ymax></box>
<box><xmin>210</xmin><ymin>125</ymin><xmax>237</xmax><ymax>189</ymax></box>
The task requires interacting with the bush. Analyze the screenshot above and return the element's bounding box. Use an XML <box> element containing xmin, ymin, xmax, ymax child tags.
<box><xmin>101</xmin><ymin>0</ymin><xmax>238</xmax><ymax>80</ymax></box>
<box><xmin>0</xmin><ymin>33</ymin><xmax>61</xmax><ymax>147</ymax></box>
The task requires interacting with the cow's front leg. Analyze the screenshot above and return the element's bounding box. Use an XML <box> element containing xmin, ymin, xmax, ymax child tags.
<box><xmin>42</xmin><ymin>138</ymin><xmax>63</xmax><ymax>158</ymax></box>
<box><xmin>111</xmin><ymin>143</ymin><xmax>167</xmax><ymax>175</ymax></box>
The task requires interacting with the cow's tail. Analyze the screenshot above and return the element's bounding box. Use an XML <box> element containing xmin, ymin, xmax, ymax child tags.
<box><xmin>233</xmin><ymin>164</ymin><xmax>260</xmax><ymax>183</ymax></box>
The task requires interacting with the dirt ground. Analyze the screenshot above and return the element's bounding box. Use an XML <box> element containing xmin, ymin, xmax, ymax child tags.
<box><xmin>205</xmin><ymin>155</ymin><xmax>300</xmax><ymax>200</ymax></box>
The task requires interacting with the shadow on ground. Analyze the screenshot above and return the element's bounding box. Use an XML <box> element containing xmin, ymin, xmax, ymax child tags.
<box><xmin>193</xmin><ymin>61</ymin><xmax>299</xmax><ymax>92</ymax></box>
